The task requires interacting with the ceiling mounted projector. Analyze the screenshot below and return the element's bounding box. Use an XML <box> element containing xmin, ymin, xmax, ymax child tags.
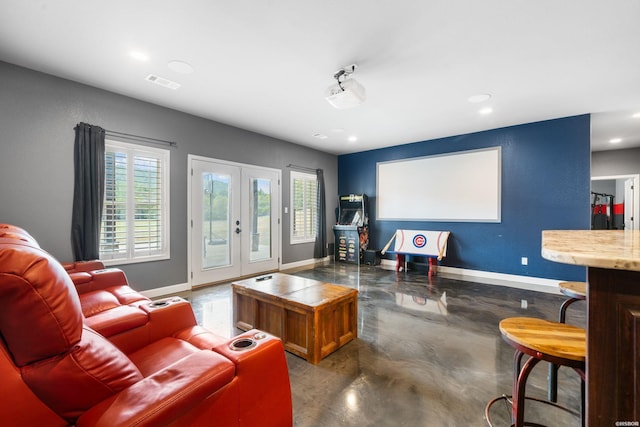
<box><xmin>325</xmin><ymin>64</ymin><xmax>366</xmax><ymax>109</ymax></box>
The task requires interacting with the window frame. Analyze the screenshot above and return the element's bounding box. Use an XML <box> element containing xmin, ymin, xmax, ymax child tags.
<box><xmin>290</xmin><ymin>170</ymin><xmax>317</xmax><ymax>245</ymax></box>
<box><xmin>100</xmin><ymin>139</ymin><xmax>170</xmax><ymax>265</ymax></box>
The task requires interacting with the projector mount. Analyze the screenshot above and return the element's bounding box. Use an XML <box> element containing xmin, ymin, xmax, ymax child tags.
<box><xmin>333</xmin><ymin>64</ymin><xmax>358</xmax><ymax>91</ymax></box>
<box><xmin>325</xmin><ymin>63</ymin><xmax>365</xmax><ymax>109</ymax></box>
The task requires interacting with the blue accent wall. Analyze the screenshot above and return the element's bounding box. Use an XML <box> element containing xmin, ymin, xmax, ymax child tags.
<box><xmin>338</xmin><ymin>115</ymin><xmax>591</xmax><ymax>281</ymax></box>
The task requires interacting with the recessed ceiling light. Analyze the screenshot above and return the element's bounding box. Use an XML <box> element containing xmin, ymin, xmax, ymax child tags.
<box><xmin>478</xmin><ymin>107</ymin><xmax>493</xmax><ymax>115</ymax></box>
<box><xmin>632</xmin><ymin>112</ymin><xmax>640</xmax><ymax>119</ymax></box>
<box><xmin>313</xmin><ymin>133</ymin><xmax>328</xmax><ymax>140</ymax></box>
<box><xmin>168</xmin><ymin>60</ymin><xmax>194</xmax><ymax>74</ymax></box>
<box><xmin>609</xmin><ymin>138</ymin><xmax>623</xmax><ymax>144</ymax></box>
<box><xmin>348</xmin><ymin>136</ymin><xmax>358</xmax><ymax>142</ymax></box>
<box><xmin>468</xmin><ymin>93</ymin><xmax>491</xmax><ymax>103</ymax></box>
<box><xmin>129</xmin><ymin>51</ymin><xmax>149</xmax><ymax>61</ymax></box>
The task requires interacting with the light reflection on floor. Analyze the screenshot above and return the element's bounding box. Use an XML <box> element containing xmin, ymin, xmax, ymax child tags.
<box><xmin>190</xmin><ymin>282</ymin><xmax>235</xmax><ymax>338</ymax></box>
<box><xmin>189</xmin><ymin>262</ymin><xmax>586</xmax><ymax>427</ymax></box>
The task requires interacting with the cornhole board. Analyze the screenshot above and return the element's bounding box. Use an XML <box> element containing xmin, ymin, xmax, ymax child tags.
<box><xmin>381</xmin><ymin>230</ymin><xmax>450</xmax><ymax>278</ymax></box>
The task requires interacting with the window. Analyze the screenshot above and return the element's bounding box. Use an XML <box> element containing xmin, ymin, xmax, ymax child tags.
<box><xmin>290</xmin><ymin>171</ymin><xmax>317</xmax><ymax>244</ymax></box>
<box><xmin>100</xmin><ymin>140</ymin><xmax>170</xmax><ymax>264</ymax></box>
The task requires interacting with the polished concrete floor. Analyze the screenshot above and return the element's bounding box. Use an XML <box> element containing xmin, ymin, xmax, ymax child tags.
<box><xmin>189</xmin><ymin>262</ymin><xmax>586</xmax><ymax>427</ymax></box>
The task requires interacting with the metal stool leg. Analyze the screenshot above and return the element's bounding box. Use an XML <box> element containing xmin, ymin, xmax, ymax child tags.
<box><xmin>548</xmin><ymin>297</ymin><xmax>581</xmax><ymax>402</ymax></box>
<box><xmin>513</xmin><ymin>351</ymin><xmax>541</xmax><ymax>427</ymax></box>
<box><xmin>548</xmin><ymin>363</ymin><xmax>559</xmax><ymax>402</ymax></box>
<box><xmin>580</xmin><ymin>374</ymin><xmax>585</xmax><ymax>427</ymax></box>
<box><xmin>514</xmin><ymin>349</ymin><xmax>525</xmax><ymax>377</ymax></box>
<box><xmin>559</xmin><ymin>297</ymin><xmax>580</xmax><ymax>323</ymax></box>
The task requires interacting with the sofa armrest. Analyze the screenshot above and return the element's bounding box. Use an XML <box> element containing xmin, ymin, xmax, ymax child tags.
<box><xmin>84</xmin><ymin>305</ymin><xmax>149</xmax><ymax>337</ymax></box>
<box><xmin>62</xmin><ymin>260</ymin><xmax>105</xmax><ymax>273</ymax></box>
<box><xmin>75</xmin><ymin>350</ymin><xmax>236</xmax><ymax>427</ymax></box>
<box><xmin>107</xmin><ymin>298</ymin><xmax>199</xmax><ymax>355</ymax></box>
<box><xmin>142</xmin><ymin>297</ymin><xmax>199</xmax><ymax>342</ymax></box>
<box><xmin>72</xmin><ymin>268</ymin><xmax>130</xmax><ymax>294</ymax></box>
<box><xmin>213</xmin><ymin>330</ymin><xmax>292</xmax><ymax>426</ymax></box>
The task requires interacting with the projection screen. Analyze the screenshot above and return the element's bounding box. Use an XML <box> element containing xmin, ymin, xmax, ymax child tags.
<box><xmin>376</xmin><ymin>147</ymin><xmax>501</xmax><ymax>222</ymax></box>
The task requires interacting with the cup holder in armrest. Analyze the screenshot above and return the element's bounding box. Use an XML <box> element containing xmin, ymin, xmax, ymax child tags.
<box><xmin>149</xmin><ymin>300</ymin><xmax>170</xmax><ymax>308</ymax></box>
<box><xmin>148</xmin><ymin>297</ymin><xmax>184</xmax><ymax>309</ymax></box>
<box><xmin>229</xmin><ymin>338</ymin><xmax>257</xmax><ymax>351</ymax></box>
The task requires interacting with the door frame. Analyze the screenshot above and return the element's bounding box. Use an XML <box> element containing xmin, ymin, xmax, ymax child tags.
<box><xmin>591</xmin><ymin>174</ymin><xmax>640</xmax><ymax>230</ymax></box>
<box><xmin>187</xmin><ymin>154</ymin><xmax>281</xmax><ymax>288</ymax></box>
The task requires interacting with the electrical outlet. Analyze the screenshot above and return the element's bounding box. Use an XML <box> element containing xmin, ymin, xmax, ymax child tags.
<box><xmin>521</xmin><ymin>299</ymin><xmax>528</xmax><ymax>309</ymax></box>
<box><xmin>521</xmin><ymin>257</ymin><xmax>528</xmax><ymax>266</ymax></box>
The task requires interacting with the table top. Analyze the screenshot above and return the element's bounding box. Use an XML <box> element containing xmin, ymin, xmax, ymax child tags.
<box><xmin>541</xmin><ymin>230</ymin><xmax>640</xmax><ymax>272</ymax></box>
<box><xmin>232</xmin><ymin>273</ymin><xmax>357</xmax><ymax>307</ymax></box>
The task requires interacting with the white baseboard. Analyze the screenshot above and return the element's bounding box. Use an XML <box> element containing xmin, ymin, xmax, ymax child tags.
<box><xmin>380</xmin><ymin>259</ymin><xmax>563</xmax><ymax>294</ymax></box>
<box><xmin>139</xmin><ymin>258</ymin><xmax>332</xmax><ymax>298</ymax></box>
<box><xmin>141</xmin><ymin>258</ymin><xmax>564</xmax><ymax>298</ymax></box>
<box><xmin>437</xmin><ymin>266</ymin><xmax>563</xmax><ymax>294</ymax></box>
<box><xmin>280</xmin><ymin>256</ymin><xmax>331</xmax><ymax>271</ymax></box>
<box><xmin>140</xmin><ymin>282</ymin><xmax>191</xmax><ymax>299</ymax></box>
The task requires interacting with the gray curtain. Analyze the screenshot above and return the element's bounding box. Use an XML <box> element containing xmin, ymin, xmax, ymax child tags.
<box><xmin>71</xmin><ymin>122</ymin><xmax>105</xmax><ymax>261</ymax></box>
<box><xmin>314</xmin><ymin>169</ymin><xmax>327</xmax><ymax>258</ymax></box>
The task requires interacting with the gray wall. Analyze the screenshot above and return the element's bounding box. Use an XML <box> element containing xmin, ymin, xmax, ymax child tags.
<box><xmin>0</xmin><ymin>61</ymin><xmax>337</xmax><ymax>291</ymax></box>
<box><xmin>591</xmin><ymin>147</ymin><xmax>640</xmax><ymax>177</ymax></box>
<box><xmin>591</xmin><ymin>179</ymin><xmax>615</xmax><ymax>196</ymax></box>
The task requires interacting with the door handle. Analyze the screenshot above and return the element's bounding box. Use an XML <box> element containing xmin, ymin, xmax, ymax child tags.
<box><xmin>235</xmin><ymin>227</ymin><xmax>242</xmax><ymax>234</ymax></box>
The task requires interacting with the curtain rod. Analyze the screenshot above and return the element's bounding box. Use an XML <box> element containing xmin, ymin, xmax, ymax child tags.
<box><xmin>105</xmin><ymin>129</ymin><xmax>178</xmax><ymax>148</ymax></box>
<box><xmin>287</xmin><ymin>164</ymin><xmax>320</xmax><ymax>173</ymax></box>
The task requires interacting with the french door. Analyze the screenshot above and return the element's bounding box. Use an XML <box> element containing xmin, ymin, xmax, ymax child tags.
<box><xmin>189</xmin><ymin>156</ymin><xmax>280</xmax><ymax>286</ymax></box>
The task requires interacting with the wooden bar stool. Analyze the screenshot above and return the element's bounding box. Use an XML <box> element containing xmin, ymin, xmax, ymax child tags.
<box><xmin>485</xmin><ymin>317</ymin><xmax>586</xmax><ymax>427</ymax></box>
<box><xmin>557</xmin><ymin>281</ymin><xmax>586</xmax><ymax>323</ymax></box>
<box><xmin>548</xmin><ymin>281</ymin><xmax>587</xmax><ymax>402</ymax></box>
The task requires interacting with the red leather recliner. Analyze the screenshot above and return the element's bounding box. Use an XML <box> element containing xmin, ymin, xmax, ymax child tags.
<box><xmin>65</xmin><ymin>268</ymin><xmax>156</xmax><ymax>351</ymax></box>
<box><xmin>0</xmin><ymin>234</ymin><xmax>292</xmax><ymax>426</ymax></box>
<box><xmin>60</xmin><ymin>260</ymin><xmax>155</xmax><ymax>342</ymax></box>
<box><xmin>1</xmin><ymin>224</ymin><xmax>154</xmax><ymax>350</ymax></box>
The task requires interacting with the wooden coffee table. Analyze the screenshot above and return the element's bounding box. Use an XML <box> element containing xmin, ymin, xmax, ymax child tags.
<box><xmin>232</xmin><ymin>273</ymin><xmax>358</xmax><ymax>364</ymax></box>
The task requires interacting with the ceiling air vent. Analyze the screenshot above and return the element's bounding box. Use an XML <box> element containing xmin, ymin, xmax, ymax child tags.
<box><xmin>145</xmin><ymin>74</ymin><xmax>181</xmax><ymax>90</ymax></box>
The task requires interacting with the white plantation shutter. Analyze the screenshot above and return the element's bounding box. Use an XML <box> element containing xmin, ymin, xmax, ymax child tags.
<box><xmin>100</xmin><ymin>140</ymin><xmax>169</xmax><ymax>264</ymax></box>
<box><xmin>290</xmin><ymin>171</ymin><xmax>317</xmax><ymax>243</ymax></box>
<box><xmin>101</xmin><ymin>150</ymin><xmax>127</xmax><ymax>258</ymax></box>
<box><xmin>133</xmin><ymin>155</ymin><xmax>162</xmax><ymax>255</ymax></box>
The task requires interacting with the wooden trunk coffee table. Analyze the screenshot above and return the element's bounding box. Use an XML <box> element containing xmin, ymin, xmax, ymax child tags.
<box><xmin>232</xmin><ymin>273</ymin><xmax>358</xmax><ymax>364</ymax></box>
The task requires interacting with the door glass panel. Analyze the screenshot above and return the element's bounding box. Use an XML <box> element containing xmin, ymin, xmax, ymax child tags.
<box><xmin>202</xmin><ymin>172</ymin><xmax>230</xmax><ymax>269</ymax></box>
<box><xmin>250</xmin><ymin>177</ymin><xmax>271</xmax><ymax>262</ymax></box>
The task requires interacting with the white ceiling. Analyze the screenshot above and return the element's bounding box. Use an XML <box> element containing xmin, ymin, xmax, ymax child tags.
<box><xmin>1</xmin><ymin>1</ymin><xmax>639</xmax><ymax>155</ymax></box>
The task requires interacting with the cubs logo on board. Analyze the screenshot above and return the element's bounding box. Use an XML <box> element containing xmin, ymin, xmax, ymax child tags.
<box><xmin>412</xmin><ymin>234</ymin><xmax>427</xmax><ymax>248</ymax></box>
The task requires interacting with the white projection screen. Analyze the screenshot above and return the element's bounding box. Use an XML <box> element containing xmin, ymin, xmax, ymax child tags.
<box><xmin>376</xmin><ymin>147</ymin><xmax>501</xmax><ymax>222</ymax></box>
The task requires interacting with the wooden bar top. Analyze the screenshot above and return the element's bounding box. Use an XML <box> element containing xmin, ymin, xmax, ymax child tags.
<box><xmin>542</xmin><ymin>229</ymin><xmax>640</xmax><ymax>426</ymax></box>
<box><xmin>541</xmin><ymin>230</ymin><xmax>640</xmax><ymax>272</ymax></box>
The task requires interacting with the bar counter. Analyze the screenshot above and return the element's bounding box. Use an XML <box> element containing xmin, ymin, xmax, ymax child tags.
<box><xmin>542</xmin><ymin>230</ymin><xmax>640</xmax><ymax>427</ymax></box>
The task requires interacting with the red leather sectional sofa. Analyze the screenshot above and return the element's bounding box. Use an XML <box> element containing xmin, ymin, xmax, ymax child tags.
<box><xmin>0</xmin><ymin>224</ymin><xmax>292</xmax><ymax>426</ymax></box>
